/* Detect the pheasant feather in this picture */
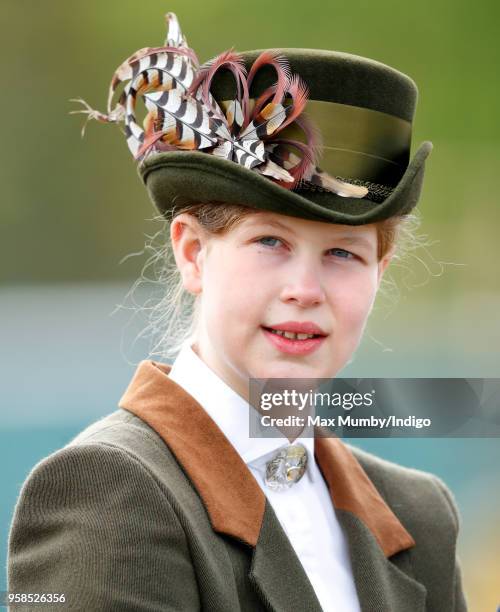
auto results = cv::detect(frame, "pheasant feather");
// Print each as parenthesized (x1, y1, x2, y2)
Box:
(70, 11, 369, 199)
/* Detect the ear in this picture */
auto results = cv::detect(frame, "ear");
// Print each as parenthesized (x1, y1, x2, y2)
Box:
(170, 213, 206, 295)
(376, 247, 395, 288)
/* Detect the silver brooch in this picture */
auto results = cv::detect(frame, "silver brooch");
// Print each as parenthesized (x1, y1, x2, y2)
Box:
(264, 444, 308, 491)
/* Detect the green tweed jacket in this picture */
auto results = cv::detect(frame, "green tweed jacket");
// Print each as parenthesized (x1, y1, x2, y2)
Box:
(8, 360, 468, 611)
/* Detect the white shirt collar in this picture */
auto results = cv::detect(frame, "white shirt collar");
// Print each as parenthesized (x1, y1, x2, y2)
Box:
(168, 341, 315, 469)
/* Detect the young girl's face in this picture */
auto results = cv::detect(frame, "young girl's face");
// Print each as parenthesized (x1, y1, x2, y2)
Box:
(172, 210, 392, 400)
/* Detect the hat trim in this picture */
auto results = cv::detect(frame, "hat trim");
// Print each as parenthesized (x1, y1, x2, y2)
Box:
(300, 176, 394, 203)
(220, 98, 412, 185)
(139, 140, 432, 225)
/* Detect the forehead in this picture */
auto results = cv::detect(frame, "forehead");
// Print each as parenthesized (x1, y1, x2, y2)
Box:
(236, 211, 377, 244)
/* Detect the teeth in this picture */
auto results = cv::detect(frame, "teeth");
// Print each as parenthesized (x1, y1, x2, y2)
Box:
(269, 329, 316, 340)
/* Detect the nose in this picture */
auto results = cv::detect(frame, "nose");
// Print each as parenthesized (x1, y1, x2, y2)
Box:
(279, 261, 326, 308)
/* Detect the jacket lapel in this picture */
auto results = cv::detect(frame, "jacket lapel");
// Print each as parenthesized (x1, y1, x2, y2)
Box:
(119, 360, 426, 611)
(119, 360, 321, 610)
(336, 509, 427, 611)
(315, 435, 427, 611)
(249, 501, 323, 611)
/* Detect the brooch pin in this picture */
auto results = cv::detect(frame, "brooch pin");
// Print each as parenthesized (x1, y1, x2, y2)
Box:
(264, 444, 308, 491)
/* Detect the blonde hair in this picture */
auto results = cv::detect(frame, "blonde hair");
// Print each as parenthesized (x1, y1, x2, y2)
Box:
(124, 200, 422, 362)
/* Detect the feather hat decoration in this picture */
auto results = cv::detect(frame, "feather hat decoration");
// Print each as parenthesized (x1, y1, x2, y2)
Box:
(71, 12, 368, 199)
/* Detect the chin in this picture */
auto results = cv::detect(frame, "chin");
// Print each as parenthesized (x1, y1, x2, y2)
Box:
(258, 362, 324, 380)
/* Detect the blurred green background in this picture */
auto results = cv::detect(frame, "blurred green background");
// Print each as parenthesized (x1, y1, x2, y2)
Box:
(1, 1, 499, 610)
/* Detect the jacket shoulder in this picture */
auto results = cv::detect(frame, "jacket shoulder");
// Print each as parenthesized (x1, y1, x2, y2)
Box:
(346, 445, 468, 610)
(8, 410, 200, 609)
(67, 408, 161, 451)
(348, 443, 460, 537)
(65, 408, 184, 484)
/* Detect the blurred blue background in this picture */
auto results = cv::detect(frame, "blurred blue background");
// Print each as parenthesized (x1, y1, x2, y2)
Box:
(1, 1, 499, 609)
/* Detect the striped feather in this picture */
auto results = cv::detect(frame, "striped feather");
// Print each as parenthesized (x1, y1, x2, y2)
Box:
(256, 115, 322, 188)
(243, 51, 291, 131)
(276, 74, 309, 132)
(125, 134, 141, 158)
(188, 50, 249, 124)
(143, 89, 219, 149)
(136, 130, 178, 160)
(272, 139, 314, 181)
(193, 87, 227, 123)
(107, 47, 197, 114)
(211, 140, 233, 160)
(255, 159, 294, 182)
(238, 102, 287, 140)
(164, 12, 191, 52)
(232, 138, 265, 168)
(213, 118, 232, 141)
(107, 52, 196, 119)
(157, 114, 215, 150)
(72, 10, 348, 198)
(252, 85, 278, 118)
(246, 51, 291, 100)
(225, 99, 244, 132)
(143, 106, 158, 136)
(118, 65, 200, 158)
(262, 138, 315, 190)
(234, 150, 255, 168)
(266, 143, 301, 170)
(301, 166, 369, 198)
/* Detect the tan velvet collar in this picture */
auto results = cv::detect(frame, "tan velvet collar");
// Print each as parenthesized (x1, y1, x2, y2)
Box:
(118, 359, 415, 557)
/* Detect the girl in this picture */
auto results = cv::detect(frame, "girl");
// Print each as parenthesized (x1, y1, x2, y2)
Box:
(8, 11, 467, 611)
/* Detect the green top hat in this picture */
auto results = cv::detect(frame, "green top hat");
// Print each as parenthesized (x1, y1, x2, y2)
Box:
(72, 12, 432, 225)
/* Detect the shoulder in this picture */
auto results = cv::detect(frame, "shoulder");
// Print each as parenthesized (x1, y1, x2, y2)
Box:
(67, 407, 167, 458)
(8, 410, 200, 608)
(67, 407, 182, 482)
(347, 443, 461, 538)
(11, 410, 173, 515)
(345, 445, 468, 610)
(11, 409, 189, 524)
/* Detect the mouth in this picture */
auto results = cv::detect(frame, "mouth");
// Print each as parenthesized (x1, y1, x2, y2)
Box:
(262, 327, 324, 340)
(261, 325, 328, 356)
(262, 320, 327, 337)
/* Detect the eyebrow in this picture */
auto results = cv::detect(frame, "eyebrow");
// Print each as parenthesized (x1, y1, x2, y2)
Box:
(333, 235, 374, 250)
(245, 218, 374, 250)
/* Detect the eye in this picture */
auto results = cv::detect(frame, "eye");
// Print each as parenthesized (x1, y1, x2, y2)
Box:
(328, 248, 355, 259)
(256, 236, 284, 248)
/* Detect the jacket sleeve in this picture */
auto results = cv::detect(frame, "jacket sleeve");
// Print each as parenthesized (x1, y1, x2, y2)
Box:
(7, 443, 200, 611)
(431, 475, 469, 612)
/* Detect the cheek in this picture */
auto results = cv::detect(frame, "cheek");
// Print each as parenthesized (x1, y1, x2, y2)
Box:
(202, 249, 263, 328)
(333, 270, 378, 332)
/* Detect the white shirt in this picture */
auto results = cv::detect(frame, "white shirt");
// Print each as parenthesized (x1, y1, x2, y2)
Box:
(169, 341, 361, 612)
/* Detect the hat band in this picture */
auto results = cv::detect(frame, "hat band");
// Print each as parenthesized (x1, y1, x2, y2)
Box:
(222, 98, 412, 187)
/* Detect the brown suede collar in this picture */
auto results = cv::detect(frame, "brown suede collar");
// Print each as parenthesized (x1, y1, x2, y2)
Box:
(118, 359, 415, 557)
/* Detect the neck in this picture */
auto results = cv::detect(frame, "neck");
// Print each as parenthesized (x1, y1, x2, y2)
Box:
(191, 338, 250, 402)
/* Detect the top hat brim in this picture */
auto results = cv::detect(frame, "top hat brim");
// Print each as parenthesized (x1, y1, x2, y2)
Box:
(138, 140, 432, 225)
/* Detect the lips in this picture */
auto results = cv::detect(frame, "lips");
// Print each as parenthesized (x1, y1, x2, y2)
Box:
(263, 321, 327, 336)
(261, 321, 328, 356)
